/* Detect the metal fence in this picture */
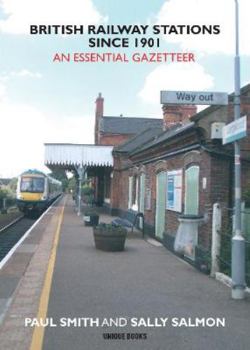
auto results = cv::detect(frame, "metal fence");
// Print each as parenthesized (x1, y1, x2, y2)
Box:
(218, 206, 250, 287)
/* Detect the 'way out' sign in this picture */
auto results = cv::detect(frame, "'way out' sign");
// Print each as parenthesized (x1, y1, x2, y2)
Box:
(160, 90, 228, 105)
(222, 116, 247, 145)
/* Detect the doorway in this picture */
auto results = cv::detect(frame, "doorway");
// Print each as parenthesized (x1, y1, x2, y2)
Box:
(155, 171, 167, 239)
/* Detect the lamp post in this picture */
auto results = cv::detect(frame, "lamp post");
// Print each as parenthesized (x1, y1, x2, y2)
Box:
(231, 0, 245, 300)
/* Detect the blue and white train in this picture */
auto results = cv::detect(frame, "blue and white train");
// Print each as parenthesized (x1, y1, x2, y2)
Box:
(16, 169, 62, 215)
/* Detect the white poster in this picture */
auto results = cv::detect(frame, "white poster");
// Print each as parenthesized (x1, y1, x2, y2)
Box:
(166, 170, 182, 212)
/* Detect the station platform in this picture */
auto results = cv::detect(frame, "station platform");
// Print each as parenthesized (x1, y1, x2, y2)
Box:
(0, 195, 249, 350)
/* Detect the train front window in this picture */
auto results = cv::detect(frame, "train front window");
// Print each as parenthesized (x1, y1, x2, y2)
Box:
(21, 177, 45, 193)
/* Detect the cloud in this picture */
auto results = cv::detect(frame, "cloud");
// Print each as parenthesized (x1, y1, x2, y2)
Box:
(138, 63, 214, 105)
(156, 0, 250, 55)
(0, 69, 42, 82)
(12, 69, 42, 78)
(0, 101, 47, 177)
(0, 0, 104, 34)
(0, 82, 6, 100)
(0, 80, 94, 177)
(43, 114, 94, 144)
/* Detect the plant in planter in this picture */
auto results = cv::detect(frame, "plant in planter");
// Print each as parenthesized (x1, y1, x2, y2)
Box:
(93, 223, 127, 252)
(83, 208, 99, 227)
(82, 186, 95, 206)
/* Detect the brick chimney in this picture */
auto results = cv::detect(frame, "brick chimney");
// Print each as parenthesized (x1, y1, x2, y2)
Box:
(95, 93, 104, 144)
(162, 104, 197, 130)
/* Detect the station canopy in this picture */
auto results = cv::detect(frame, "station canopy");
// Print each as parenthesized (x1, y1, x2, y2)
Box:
(44, 143, 113, 173)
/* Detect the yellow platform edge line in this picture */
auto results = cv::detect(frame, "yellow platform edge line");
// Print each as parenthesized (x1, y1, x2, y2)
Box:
(29, 198, 66, 350)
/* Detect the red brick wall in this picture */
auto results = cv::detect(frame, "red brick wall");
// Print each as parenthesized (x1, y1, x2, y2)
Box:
(111, 145, 233, 250)
(110, 88, 250, 250)
(163, 104, 197, 130)
(99, 134, 134, 146)
(95, 94, 104, 144)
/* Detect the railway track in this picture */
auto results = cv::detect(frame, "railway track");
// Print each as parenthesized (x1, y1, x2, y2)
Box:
(0, 216, 37, 262)
(0, 195, 63, 265)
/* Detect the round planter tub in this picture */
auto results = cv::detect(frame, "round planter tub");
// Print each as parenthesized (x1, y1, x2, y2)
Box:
(93, 229, 127, 252)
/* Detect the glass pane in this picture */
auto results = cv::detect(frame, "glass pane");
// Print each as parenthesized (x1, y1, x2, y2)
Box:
(139, 174, 145, 213)
(21, 177, 45, 193)
(185, 166, 199, 215)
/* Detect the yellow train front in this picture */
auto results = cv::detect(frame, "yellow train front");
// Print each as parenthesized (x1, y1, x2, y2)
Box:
(16, 170, 62, 215)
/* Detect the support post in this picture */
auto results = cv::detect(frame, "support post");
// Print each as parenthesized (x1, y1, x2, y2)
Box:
(211, 203, 221, 277)
(77, 166, 85, 216)
(231, 0, 245, 299)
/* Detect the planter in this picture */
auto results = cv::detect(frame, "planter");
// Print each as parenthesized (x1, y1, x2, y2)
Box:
(93, 224, 127, 252)
(84, 214, 99, 227)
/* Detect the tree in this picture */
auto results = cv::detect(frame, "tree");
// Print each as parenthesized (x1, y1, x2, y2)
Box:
(49, 170, 69, 192)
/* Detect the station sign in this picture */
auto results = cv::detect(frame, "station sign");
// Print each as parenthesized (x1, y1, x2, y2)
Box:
(160, 90, 228, 105)
(222, 115, 247, 145)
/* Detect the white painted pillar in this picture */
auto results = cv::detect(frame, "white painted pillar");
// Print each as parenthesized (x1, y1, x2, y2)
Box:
(211, 203, 222, 277)
(77, 166, 85, 216)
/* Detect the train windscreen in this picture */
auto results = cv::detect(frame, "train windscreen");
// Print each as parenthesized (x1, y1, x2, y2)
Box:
(20, 177, 45, 193)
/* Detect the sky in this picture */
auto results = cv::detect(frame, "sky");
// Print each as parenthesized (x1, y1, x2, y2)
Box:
(0, 0, 249, 177)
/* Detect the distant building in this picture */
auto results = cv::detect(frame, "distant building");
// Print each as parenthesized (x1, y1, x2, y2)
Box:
(94, 93, 163, 145)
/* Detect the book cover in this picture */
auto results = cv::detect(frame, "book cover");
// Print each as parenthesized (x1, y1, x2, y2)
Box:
(0, 1, 249, 350)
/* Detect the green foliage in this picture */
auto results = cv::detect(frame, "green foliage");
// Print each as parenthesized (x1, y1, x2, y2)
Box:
(95, 223, 127, 236)
(82, 186, 94, 195)
(49, 170, 69, 191)
(243, 188, 250, 207)
(0, 188, 8, 199)
(82, 185, 95, 205)
(68, 177, 76, 191)
(219, 219, 233, 278)
(8, 178, 18, 192)
(84, 207, 99, 216)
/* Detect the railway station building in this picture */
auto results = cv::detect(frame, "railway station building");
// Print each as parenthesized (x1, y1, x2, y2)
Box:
(45, 84, 250, 266)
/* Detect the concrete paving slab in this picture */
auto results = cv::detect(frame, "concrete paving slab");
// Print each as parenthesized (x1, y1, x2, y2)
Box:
(0, 298, 12, 325)
(0, 197, 249, 350)
(42, 200, 250, 350)
(0, 276, 19, 298)
(16, 244, 37, 254)
(0, 253, 34, 277)
(0, 198, 64, 350)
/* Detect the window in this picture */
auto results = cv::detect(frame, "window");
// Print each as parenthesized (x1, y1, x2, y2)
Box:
(128, 175, 139, 211)
(21, 177, 45, 193)
(128, 176, 133, 209)
(185, 166, 199, 215)
(139, 173, 146, 213)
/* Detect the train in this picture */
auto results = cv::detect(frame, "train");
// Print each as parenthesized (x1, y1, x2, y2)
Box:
(16, 169, 62, 215)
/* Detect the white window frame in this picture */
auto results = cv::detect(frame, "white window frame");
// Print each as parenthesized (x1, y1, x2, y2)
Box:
(128, 176, 133, 209)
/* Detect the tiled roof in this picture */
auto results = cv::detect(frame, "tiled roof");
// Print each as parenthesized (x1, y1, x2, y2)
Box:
(130, 122, 195, 155)
(114, 127, 163, 154)
(100, 116, 162, 135)
(191, 84, 250, 122)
